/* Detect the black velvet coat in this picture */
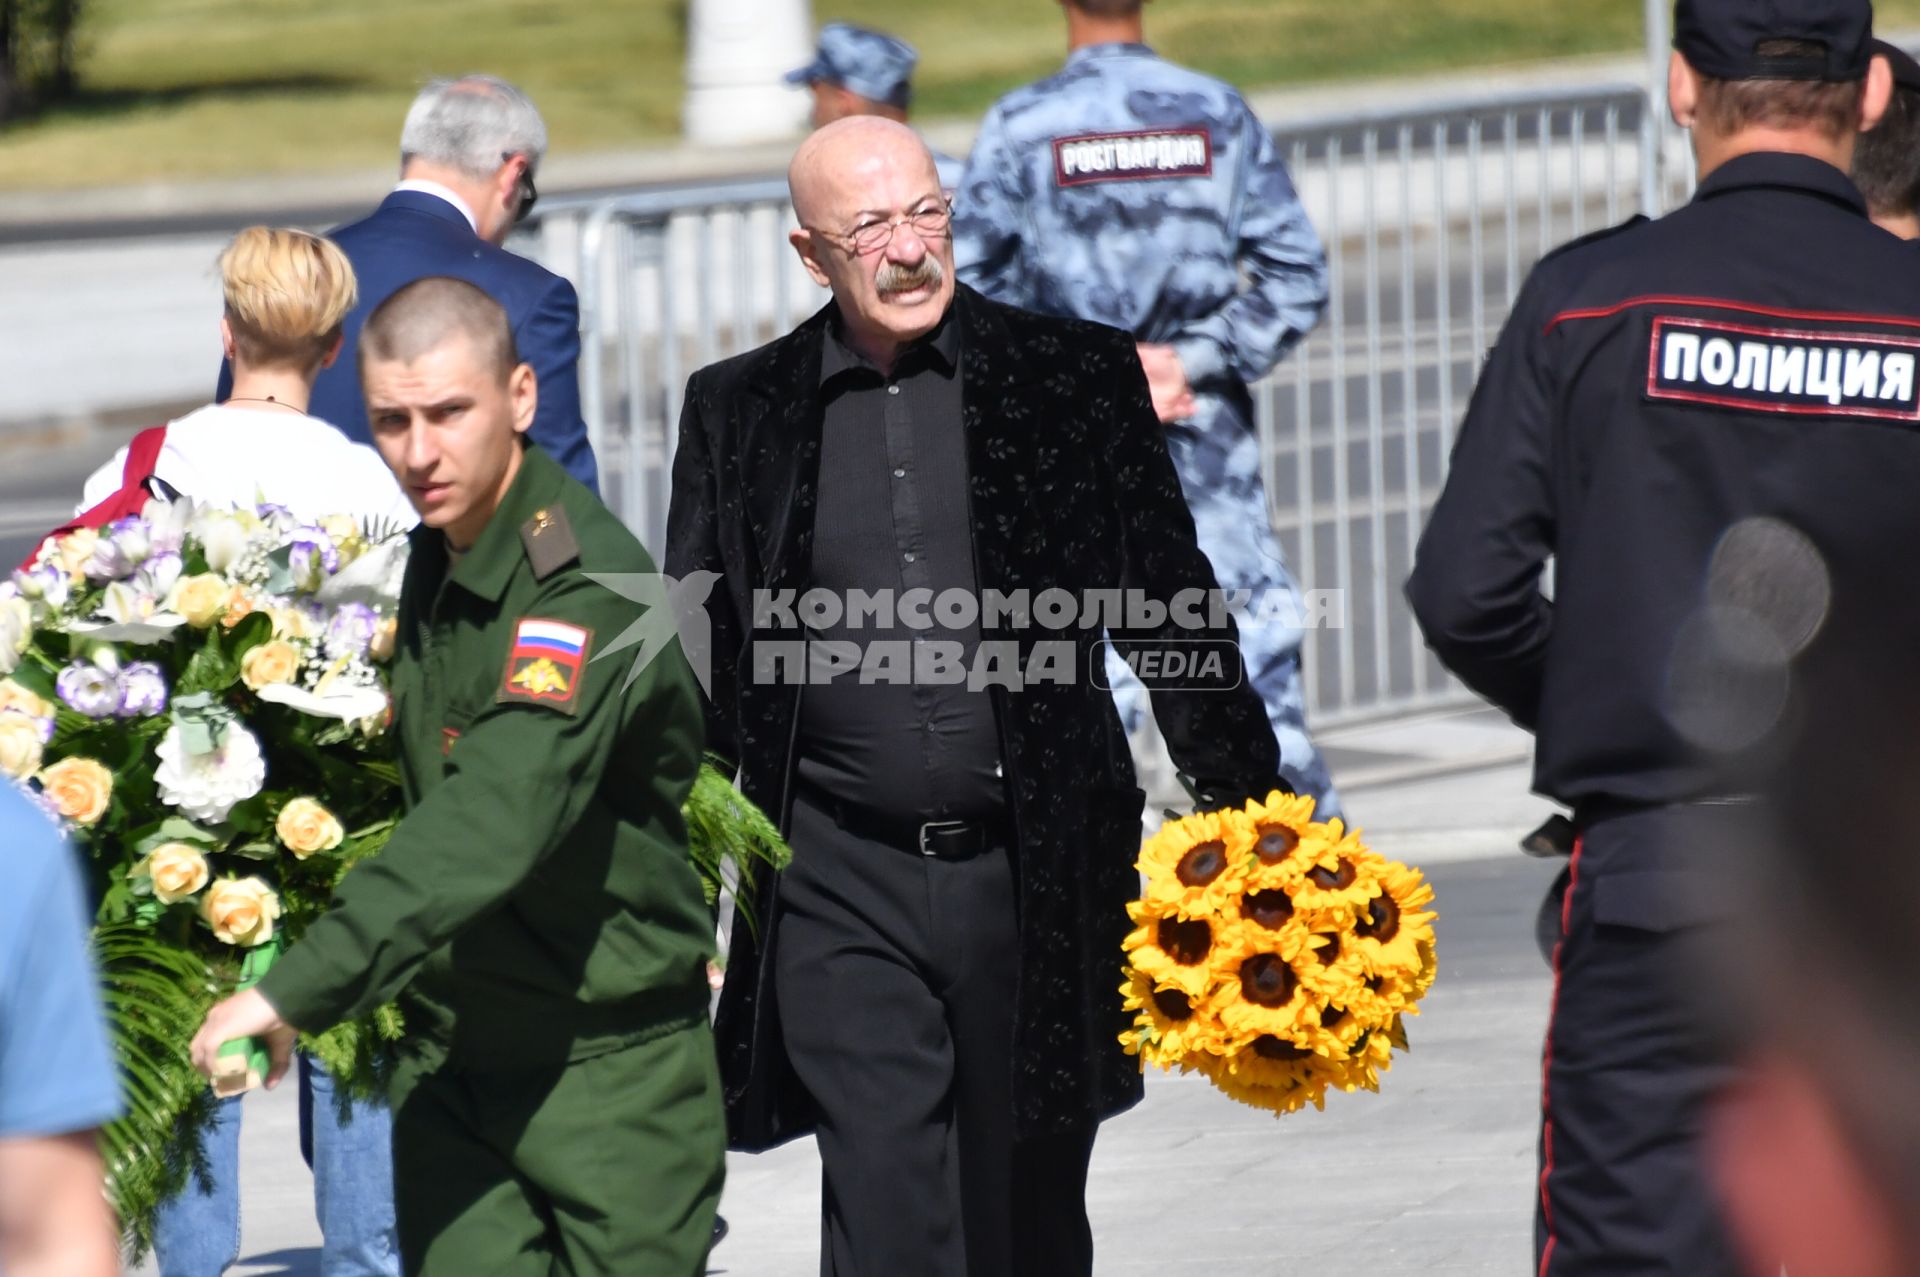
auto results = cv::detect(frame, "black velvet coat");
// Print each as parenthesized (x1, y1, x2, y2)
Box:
(664, 285, 1282, 1150)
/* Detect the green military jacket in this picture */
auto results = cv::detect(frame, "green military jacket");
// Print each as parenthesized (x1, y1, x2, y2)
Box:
(261, 445, 715, 1069)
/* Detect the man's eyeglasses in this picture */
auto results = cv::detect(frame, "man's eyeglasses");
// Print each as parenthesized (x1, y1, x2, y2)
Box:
(806, 200, 952, 256)
(505, 152, 539, 224)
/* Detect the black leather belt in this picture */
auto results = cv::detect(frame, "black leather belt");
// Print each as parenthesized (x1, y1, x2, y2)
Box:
(799, 785, 1007, 860)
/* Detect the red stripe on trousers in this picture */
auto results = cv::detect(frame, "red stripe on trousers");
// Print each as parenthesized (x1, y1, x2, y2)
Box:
(1537, 835, 1584, 1277)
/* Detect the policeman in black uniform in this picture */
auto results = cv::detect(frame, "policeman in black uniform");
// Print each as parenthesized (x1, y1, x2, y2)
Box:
(1407, 2, 1920, 1273)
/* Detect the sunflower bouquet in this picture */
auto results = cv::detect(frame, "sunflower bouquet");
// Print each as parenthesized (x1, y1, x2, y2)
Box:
(1120, 791, 1437, 1116)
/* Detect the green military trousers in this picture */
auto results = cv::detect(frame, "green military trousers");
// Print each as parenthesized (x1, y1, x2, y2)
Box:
(388, 1021, 726, 1276)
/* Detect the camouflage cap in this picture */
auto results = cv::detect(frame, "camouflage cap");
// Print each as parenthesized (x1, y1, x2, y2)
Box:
(785, 22, 919, 108)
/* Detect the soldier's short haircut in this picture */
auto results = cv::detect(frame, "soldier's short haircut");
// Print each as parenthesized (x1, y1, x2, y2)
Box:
(1695, 41, 1865, 140)
(1853, 86, 1920, 219)
(359, 277, 520, 385)
(1065, 0, 1144, 16)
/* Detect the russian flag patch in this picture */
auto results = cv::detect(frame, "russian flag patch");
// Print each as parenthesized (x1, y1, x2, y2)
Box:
(499, 617, 593, 713)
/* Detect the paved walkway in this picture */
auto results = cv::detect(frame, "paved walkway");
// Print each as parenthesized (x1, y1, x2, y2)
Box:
(134, 708, 1568, 1277)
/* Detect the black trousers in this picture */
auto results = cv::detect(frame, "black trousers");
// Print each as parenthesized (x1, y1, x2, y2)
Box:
(774, 794, 1097, 1277)
(1535, 812, 1741, 1277)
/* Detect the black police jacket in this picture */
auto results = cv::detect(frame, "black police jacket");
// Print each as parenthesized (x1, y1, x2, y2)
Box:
(1408, 151, 1920, 817)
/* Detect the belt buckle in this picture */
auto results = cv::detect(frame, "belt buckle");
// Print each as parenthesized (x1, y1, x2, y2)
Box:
(918, 819, 967, 857)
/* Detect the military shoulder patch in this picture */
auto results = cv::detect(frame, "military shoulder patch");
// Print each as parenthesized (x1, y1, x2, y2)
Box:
(1647, 314, 1920, 422)
(499, 617, 593, 714)
(520, 505, 581, 581)
(1052, 128, 1213, 187)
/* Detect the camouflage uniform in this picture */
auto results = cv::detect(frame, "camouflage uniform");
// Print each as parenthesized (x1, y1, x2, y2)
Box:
(952, 41, 1339, 813)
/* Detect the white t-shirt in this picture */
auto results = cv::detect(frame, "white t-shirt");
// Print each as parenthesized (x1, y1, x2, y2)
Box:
(79, 404, 417, 528)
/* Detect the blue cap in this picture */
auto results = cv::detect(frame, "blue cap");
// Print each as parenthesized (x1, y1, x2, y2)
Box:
(785, 23, 919, 108)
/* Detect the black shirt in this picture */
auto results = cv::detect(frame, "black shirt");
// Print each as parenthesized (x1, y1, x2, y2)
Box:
(1408, 152, 1920, 817)
(792, 308, 1006, 824)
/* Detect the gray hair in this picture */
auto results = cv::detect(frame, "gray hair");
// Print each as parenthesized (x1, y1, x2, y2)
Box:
(398, 75, 548, 180)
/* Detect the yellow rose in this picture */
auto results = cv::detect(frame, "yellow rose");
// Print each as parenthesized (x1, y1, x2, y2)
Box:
(37, 756, 112, 826)
(269, 608, 314, 641)
(200, 876, 281, 947)
(368, 616, 398, 663)
(172, 574, 232, 628)
(0, 711, 45, 781)
(0, 678, 52, 721)
(240, 641, 301, 691)
(55, 527, 99, 581)
(136, 842, 211, 904)
(275, 797, 345, 859)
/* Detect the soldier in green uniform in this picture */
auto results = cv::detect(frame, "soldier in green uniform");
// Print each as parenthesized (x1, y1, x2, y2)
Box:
(189, 276, 725, 1276)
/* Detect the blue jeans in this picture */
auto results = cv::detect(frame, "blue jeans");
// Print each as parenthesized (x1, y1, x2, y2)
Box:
(154, 1054, 399, 1277)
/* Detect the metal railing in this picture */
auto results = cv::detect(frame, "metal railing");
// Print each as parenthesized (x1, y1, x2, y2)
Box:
(538, 80, 1659, 726)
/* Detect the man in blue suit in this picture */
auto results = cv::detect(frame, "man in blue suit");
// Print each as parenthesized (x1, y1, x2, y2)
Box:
(222, 74, 598, 491)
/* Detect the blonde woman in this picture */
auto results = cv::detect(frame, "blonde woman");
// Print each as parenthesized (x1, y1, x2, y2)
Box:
(80, 226, 414, 527)
(82, 228, 407, 1277)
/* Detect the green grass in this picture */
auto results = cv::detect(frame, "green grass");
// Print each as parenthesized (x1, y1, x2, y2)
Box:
(5, 0, 1920, 190)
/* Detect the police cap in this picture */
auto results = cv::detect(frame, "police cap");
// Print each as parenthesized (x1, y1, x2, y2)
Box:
(785, 23, 919, 109)
(1674, 0, 1873, 82)
(1872, 37, 1920, 94)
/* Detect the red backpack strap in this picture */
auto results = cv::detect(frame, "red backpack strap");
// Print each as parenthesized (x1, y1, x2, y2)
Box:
(16, 425, 171, 573)
(121, 425, 169, 488)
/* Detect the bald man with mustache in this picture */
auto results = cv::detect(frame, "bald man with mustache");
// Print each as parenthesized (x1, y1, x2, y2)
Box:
(666, 118, 1286, 1277)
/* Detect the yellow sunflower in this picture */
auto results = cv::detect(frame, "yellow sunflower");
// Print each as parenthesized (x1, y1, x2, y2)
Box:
(1348, 860, 1438, 980)
(1336, 971, 1410, 1030)
(1326, 1025, 1400, 1094)
(1137, 809, 1254, 917)
(1119, 969, 1229, 1068)
(1352, 969, 1423, 1021)
(1216, 942, 1320, 1042)
(1194, 1044, 1328, 1116)
(1296, 998, 1371, 1058)
(1292, 929, 1373, 1005)
(1241, 790, 1317, 857)
(1122, 909, 1238, 1000)
(1224, 1031, 1375, 1107)
(1237, 790, 1322, 892)
(1225, 884, 1314, 953)
(1410, 938, 1438, 1000)
(1287, 827, 1385, 922)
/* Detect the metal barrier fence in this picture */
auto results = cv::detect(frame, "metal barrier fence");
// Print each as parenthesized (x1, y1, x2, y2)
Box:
(544, 80, 1658, 727)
